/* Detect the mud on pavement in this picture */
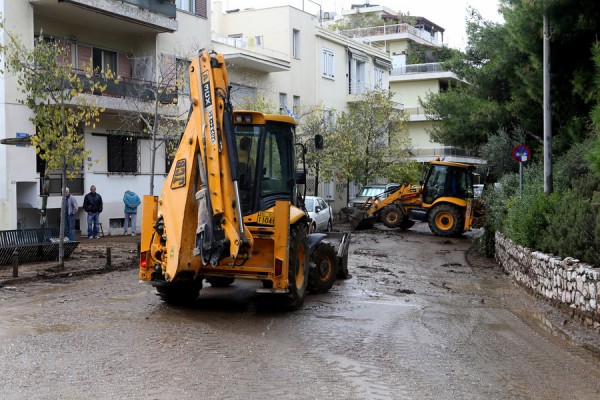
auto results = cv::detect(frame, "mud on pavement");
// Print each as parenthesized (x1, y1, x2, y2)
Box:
(0, 234, 138, 287)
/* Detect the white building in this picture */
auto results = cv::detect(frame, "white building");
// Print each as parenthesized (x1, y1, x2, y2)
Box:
(1, 0, 211, 233)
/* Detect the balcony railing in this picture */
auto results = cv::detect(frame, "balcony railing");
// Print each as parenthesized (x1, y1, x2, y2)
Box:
(413, 146, 478, 158)
(212, 33, 288, 60)
(340, 24, 442, 46)
(76, 72, 178, 104)
(121, 0, 176, 18)
(392, 62, 448, 75)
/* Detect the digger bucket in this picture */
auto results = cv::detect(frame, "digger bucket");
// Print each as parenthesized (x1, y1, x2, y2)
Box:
(348, 210, 375, 231)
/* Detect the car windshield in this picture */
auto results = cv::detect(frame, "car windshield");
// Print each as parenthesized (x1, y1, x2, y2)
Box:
(304, 198, 314, 212)
(357, 187, 386, 197)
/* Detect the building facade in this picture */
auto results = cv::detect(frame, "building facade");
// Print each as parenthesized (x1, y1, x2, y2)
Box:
(1, 0, 211, 232)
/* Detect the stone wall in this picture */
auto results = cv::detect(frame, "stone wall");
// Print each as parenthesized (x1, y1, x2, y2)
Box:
(495, 231, 600, 329)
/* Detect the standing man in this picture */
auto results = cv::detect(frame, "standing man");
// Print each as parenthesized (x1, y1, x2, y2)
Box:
(83, 185, 103, 239)
(63, 187, 78, 241)
(123, 190, 141, 236)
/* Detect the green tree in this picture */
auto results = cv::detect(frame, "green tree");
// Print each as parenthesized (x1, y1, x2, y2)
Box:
(296, 105, 335, 196)
(587, 41, 600, 175)
(328, 13, 387, 31)
(423, 1, 600, 156)
(115, 54, 189, 195)
(321, 89, 412, 197)
(3, 30, 113, 268)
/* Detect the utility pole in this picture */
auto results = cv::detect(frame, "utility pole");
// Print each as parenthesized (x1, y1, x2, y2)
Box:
(543, 9, 553, 194)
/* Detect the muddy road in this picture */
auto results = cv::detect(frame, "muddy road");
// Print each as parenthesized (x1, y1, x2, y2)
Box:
(1, 223, 600, 399)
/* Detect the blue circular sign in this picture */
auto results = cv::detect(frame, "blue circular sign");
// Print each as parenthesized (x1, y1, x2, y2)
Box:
(512, 144, 530, 163)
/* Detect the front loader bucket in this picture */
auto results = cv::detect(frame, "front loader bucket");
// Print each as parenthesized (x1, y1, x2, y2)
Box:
(349, 210, 374, 231)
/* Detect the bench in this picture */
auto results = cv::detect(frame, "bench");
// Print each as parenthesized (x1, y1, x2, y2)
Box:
(0, 228, 80, 265)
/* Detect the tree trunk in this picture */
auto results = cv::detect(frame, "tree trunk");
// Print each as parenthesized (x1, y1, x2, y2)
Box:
(58, 168, 66, 269)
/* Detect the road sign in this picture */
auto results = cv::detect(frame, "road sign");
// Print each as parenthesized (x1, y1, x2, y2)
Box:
(512, 144, 530, 163)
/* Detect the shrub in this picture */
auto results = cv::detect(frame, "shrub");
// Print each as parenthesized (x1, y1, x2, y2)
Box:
(539, 190, 600, 265)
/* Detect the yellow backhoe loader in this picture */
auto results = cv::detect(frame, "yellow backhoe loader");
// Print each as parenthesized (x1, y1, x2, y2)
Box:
(139, 50, 350, 308)
(349, 161, 481, 237)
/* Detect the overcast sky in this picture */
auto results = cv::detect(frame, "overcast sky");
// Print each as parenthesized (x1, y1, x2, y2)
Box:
(217, 0, 504, 49)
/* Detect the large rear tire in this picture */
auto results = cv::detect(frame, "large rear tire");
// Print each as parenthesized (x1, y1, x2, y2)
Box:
(155, 280, 202, 304)
(308, 241, 338, 294)
(381, 205, 402, 228)
(428, 204, 464, 237)
(206, 277, 235, 287)
(284, 224, 309, 309)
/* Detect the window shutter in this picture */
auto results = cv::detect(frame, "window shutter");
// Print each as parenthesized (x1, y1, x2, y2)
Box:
(195, 0, 207, 17)
(77, 45, 91, 70)
(118, 53, 132, 78)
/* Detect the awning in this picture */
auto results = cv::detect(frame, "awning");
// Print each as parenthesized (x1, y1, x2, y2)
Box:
(348, 48, 369, 63)
(374, 56, 393, 70)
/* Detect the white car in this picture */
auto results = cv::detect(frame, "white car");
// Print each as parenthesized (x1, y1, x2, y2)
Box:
(304, 196, 333, 232)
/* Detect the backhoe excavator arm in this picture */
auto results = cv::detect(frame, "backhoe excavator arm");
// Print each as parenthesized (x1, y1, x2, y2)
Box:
(146, 50, 253, 282)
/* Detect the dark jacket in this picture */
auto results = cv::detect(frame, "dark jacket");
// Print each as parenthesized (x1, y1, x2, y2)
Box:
(83, 192, 103, 213)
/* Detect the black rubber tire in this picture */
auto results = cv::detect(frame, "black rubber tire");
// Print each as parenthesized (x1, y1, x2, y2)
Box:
(398, 219, 416, 230)
(284, 224, 309, 309)
(308, 241, 338, 294)
(381, 205, 402, 228)
(206, 277, 235, 287)
(428, 204, 464, 237)
(155, 280, 202, 304)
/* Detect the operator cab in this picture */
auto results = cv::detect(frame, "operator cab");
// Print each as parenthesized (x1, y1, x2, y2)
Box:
(421, 161, 475, 204)
(233, 111, 298, 215)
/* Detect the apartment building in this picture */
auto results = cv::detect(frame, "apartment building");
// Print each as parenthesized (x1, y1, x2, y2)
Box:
(0, 0, 211, 232)
(211, 2, 393, 210)
(339, 4, 483, 165)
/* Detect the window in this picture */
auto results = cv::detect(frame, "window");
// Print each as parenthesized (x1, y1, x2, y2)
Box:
(322, 48, 334, 79)
(176, 58, 191, 95)
(349, 58, 367, 94)
(293, 96, 300, 117)
(165, 138, 180, 173)
(374, 67, 385, 89)
(292, 29, 300, 59)
(93, 48, 117, 73)
(176, 0, 194, 12)
(108, 135, 138, 173)
(279, 93, 288, 113)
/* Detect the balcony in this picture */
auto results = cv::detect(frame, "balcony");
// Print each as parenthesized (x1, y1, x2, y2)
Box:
(212, 33, 290, 73)
(31, 0, 177, 34)
(390, 62, 461, 84)
(340, 23, 443, 47)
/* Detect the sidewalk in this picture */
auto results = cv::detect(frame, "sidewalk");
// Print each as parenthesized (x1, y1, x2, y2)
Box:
(0, 233, 140, 287)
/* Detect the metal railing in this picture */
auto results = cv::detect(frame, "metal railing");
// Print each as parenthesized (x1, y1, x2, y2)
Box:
(413, 147, 478, 158)
(391, 62, 447, 75)
(73, 71, 178, 104)
(340, 23, 442, 46)
(121, 0, 176, 18)
(212, 33, 288, 60)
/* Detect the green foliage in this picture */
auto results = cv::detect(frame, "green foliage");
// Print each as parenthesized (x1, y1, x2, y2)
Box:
(539, 191, 600, 265)
(503, 190, 558, 249)
(423, 1, 600, 155)
(321, 89, 412, 186)
(423, 85, 508, 149)
(234, 93, 277, 114)
(328, 13, 387, 31)
(407, 42, 458, 65)
(587, 41, 600, 175)
(296, 105, 334, 178)
(478, 127, 525, 178)
(4, 33, 111, 177)
(479, 147, 600, 265)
